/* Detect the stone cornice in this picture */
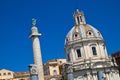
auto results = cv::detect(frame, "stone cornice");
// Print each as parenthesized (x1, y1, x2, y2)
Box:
(65, 37, 104, 47)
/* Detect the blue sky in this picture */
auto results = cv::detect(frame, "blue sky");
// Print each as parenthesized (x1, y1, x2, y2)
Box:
(0, 0, 120, 72)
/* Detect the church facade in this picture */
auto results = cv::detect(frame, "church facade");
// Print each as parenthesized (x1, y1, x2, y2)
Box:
(63, 9, 120, 80)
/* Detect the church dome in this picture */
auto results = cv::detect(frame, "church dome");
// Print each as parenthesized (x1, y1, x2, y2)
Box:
(65, 9, 103, 46)
(63, 9, 119, 80)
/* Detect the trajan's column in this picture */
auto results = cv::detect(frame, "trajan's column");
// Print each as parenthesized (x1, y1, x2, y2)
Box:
(29, 18, 44, 80)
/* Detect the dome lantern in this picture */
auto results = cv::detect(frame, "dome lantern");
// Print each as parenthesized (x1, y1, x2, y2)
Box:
(73, 9, 86, 25)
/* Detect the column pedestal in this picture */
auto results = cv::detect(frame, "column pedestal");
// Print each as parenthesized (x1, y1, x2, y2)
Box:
(66, 64, 74, 80)
(29, 64, 38, 80)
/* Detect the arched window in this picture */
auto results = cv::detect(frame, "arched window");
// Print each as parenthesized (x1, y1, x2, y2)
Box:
(75, 33, 78, 37)
(88, 32, 92, 35)
(76, 49, 81, 57)
(77, 16, 82, 25)
(8, 72, 11, 75)
(60, 61, 62, 64)
(3, 73, 6, 76)
(73, 32, 79, 38)
(53, 70, 57, 75)
(92, 47, 97, 55)
(77, 16, 80, 25)
(80, 16, 82, 22)
(67, 53, 70, 61)
(87, 31, 93, 37)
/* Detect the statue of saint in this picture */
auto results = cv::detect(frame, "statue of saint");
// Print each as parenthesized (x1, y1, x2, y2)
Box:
(32, 18, 36, 26)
